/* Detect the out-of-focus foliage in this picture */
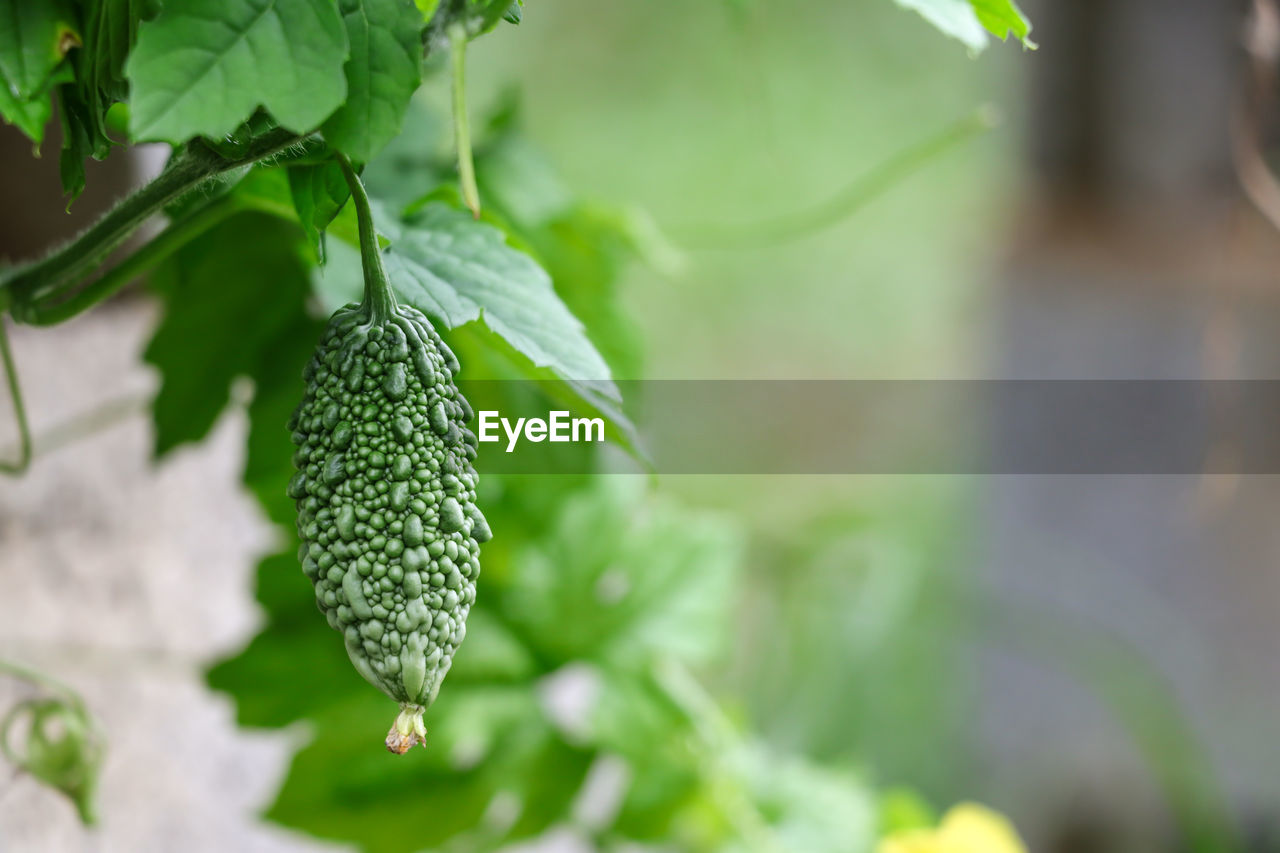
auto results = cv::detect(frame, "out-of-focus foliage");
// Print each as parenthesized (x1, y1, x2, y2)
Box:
(876, 803, 1028, 853)
(0, 0, 1045, 847)
(184, 100, 892, 849)
(892, 0, 1033, 52)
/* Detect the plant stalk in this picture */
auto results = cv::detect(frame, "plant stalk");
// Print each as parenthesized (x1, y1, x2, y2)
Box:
(336, 153, 396, 323)
(1, 128, 305, 320)
(449, 23, 481, 218)
(0, 320, 31, 476)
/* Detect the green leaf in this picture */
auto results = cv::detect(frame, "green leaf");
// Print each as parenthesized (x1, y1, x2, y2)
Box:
(379, 200, 617, 389)
(465, 0, 516, 35)
(144, 212, 313, 456)
(474, 131, 575, 228)
(892, 0, 987, 51)
(732, 744, 877, 852)
(970, 0, 1034, 46)
(287, 160, 350, 262)
(413, 0, 441, 23)
(0, 0, 80, 100)
(0, 83, 51, 144)
(508, 479, 742, 668)
(125, 0, 348, 143)
(321, 0, 423, 163)
(892, 0, 1033, 51)
(73, 0, 152, 149)
(318, 194, 620, 393)
(263, 687, 589, 853)
(57, 87, 96, 202)
(207, 551, 361, 728)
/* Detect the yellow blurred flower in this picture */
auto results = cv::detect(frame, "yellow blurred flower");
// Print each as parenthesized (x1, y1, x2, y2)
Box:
(877, 803, 1028, 853)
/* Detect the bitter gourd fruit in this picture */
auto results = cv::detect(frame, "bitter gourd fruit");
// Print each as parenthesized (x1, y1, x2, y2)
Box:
(286, 157, 490, 753)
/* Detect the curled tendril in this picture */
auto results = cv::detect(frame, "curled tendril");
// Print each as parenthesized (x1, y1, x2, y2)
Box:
(1, 693, 104, 824)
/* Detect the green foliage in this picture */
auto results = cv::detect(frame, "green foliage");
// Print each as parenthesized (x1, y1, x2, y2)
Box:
(125, 0, 349, 142)
(377, 200, 616, 388)
(0, 0, 79, 144)
(144, 209, 318, 457)
(288, 159, 351, 262)
(322, 0, 424, 163)
(893, 0, 1033, 51)
(0, 0, 1045, 848)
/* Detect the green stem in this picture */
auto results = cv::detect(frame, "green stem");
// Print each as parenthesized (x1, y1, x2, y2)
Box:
(1, 128, 305, 320)
(336, 153, 396, 323)
(0, 320, 31, 476)
(673, 106, 1000, 249)
(26, 194, 247, 326)
(449, 23, 481, 218)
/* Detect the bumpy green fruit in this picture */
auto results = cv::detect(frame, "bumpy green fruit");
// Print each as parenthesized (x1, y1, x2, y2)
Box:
(287, 300, 491, 753)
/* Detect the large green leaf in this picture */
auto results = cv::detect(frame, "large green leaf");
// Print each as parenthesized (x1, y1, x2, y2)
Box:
(380, 201, 617, 388)
(321, 0, 423, 163)
(506, 479, 742, 668)
(125, 0, 348, 142)
(72, 0, 153, 151)
(0, 0, 78, 145)
(144, 212, 315, 456)
(316, 198, 619, 394)
(264, 688, 591, 853)
(0, 0, 79, 99)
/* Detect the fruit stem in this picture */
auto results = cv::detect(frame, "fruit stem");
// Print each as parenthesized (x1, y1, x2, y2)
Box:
(449, 23, 481, 218)
(335, 153, 396, 325)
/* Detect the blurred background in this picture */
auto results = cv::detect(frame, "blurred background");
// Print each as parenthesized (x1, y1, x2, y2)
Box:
(3, 0, 1279, 851)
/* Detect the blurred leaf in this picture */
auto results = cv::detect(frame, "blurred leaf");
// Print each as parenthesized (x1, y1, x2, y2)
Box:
(891, 0, 987, 51)
(322, 0, 423, 163)
(878, 788, 938, 835)
(0, 83, 52, 144)
(125, 0, 348, 142)
(729, 745, 876, 853)
(969, 0, 1034, 46)
(0, 0, 79, 100)
(359, 97, 449, 210)
(892, 0, 1033, 51)
(475, 132, 574, 228)
(507, 478, 742, 668)
(466, 0, 518, 35)
(264, 686, 590, 853)
(144, 211, 312, 457)
(414, 0, 442, 24)
(207, 550, 362, 729)
(521, 206, 653, 379)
